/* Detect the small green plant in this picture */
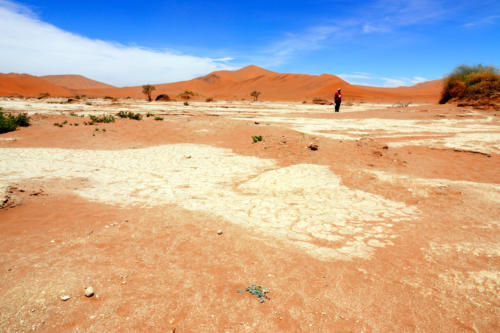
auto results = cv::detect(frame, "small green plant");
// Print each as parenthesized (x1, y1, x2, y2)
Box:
(95, 128, 99, 131)
(116, 111, 142, 120)
(146, 112, 154, 117)
(237, 284, 270, 303)
(62, 120, 68, 125)
(86, 102, 92, 106)
(70, 112, 80, 117)
(74, 123, 79, 126)
(102, 128, 106, 132)
(89, 114, 115, 123)
(252, 135, 262, 143)
(154, 116, 163, 121)
(184, 101, 189, 106)
(205, 97, 214, 102)
(0, 111, 30, 133)
(53, 122, 63, 128)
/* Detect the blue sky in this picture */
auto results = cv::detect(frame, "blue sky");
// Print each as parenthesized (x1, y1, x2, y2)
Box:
(0, 0, 499, 86)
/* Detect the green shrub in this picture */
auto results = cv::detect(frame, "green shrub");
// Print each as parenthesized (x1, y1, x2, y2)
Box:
(89, 114, 115, 123)
(0, 111, 30, 133)
(184, 101, 189, 106)
(177, 90, 197, 100)
(116, 111, 142, 120)
(252, 135, 262, 143)
(154, 116, 163, 121)
(146, 112, 154, 117)
(15, 113, 30, 127)
(237, 284, 269, 303)
(440, 64, 500, 104)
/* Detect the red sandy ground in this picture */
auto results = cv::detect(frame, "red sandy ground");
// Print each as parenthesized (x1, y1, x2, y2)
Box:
(0, 104, 499, 332)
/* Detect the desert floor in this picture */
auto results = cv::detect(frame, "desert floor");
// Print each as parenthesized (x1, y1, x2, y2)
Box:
(1, 98, 499, 332)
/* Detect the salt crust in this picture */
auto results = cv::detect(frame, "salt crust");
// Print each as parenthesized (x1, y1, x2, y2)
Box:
(0, 144, 418, 260)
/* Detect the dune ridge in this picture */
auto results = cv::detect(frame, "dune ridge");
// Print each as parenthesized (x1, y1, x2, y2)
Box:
(1, 65, 442, 102)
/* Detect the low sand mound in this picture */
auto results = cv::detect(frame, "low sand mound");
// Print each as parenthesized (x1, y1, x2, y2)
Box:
(0, 144, 419, 260)
(41, 74, 115, 90)
(0, 73, 74, 97)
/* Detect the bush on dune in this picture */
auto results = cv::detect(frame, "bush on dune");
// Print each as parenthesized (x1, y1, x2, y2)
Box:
(440, 64, 500, 106)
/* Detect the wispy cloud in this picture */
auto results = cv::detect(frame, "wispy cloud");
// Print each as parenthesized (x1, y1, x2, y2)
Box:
(262, 25, 341, 66)
(261, 1, 453, 65)
(463, 15, 500, 28)
(339, 72, 428, 87)
(0, 1, 235, 86)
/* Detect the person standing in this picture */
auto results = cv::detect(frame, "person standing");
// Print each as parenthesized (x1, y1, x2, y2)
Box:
(334, 88, 342, 112)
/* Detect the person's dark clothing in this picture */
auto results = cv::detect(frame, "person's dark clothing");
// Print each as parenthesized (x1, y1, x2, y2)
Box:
(334, 91, 342, 112)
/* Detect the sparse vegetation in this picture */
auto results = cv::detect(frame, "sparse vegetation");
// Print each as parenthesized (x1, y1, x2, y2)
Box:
(86, 102, 92, 106)
(391, 102, 410, 108)
(237, 284, 270, 303)
(440, 64, 500, 106)
(146, 112, 154, 117)
(250, 90, 261, 101)
(142, 84, 156, 102)
(116, 111, 142, 120)
(155, 94, 170, 101)
(177, 90, 198, 100)
(205, 97, 214, 102)
(184, 101, 189, 106)
(312, 97, 330, 105)
(154, 116, 163, 121)
(0, 109, 30, 133)
(89, 114, 115, 123)
(252, 135, 263, 143)
(53, 122, 63, 128)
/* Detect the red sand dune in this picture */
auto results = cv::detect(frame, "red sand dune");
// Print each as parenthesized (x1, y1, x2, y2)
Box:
(41, 74, 115, 90)
(1, 65, 443, 102)
(76, 65, 442, 102)
(0, 73, 74, 97)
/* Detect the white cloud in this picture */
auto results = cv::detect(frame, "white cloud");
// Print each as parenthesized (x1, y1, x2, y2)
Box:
(340, 72, 428, 87)
(362, 24, 389, 33)
(0, 1, 235, 86)
(338, 72, 373, 80)
(463, 15, 500, 28)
